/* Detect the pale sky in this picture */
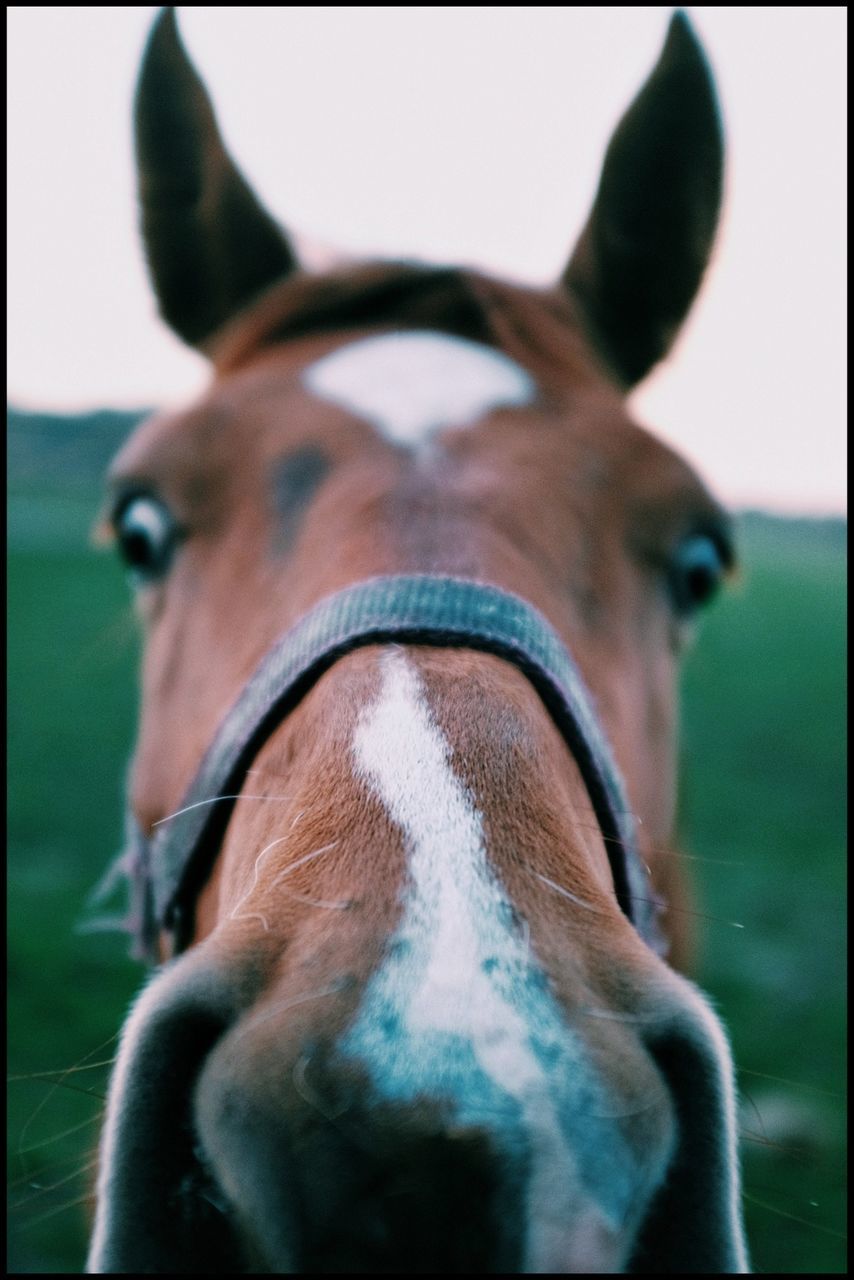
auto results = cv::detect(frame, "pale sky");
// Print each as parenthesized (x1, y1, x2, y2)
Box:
(7, 6, 847, 514)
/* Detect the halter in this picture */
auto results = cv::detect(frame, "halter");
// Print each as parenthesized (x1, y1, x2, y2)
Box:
(103, 575, 665, 960)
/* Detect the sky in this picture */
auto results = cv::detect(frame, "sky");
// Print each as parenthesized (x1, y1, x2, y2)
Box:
(7, 6, 847, 515)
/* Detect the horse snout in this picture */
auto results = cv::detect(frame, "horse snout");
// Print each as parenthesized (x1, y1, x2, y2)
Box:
(91, 947, 746, 1274)
(192, 1008, 658, 1275)
(193, 1034, 520, 1272)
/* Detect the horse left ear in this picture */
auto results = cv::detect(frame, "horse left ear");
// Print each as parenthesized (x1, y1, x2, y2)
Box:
(562, 11, 724, 390)
(134, 7, 299, 351)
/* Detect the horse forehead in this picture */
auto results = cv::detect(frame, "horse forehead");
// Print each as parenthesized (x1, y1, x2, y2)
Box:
(301, 329, 536, 445)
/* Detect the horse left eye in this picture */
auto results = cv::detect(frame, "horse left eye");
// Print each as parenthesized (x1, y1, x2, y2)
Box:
(668, 533, 727, 614)
(113, 494, 179, 581)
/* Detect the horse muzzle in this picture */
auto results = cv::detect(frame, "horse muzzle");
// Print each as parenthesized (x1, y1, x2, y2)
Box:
(89, 939, 714, 1275)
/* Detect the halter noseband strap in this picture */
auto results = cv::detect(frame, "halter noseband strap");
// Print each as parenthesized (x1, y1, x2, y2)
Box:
(111, 575, 665, 959)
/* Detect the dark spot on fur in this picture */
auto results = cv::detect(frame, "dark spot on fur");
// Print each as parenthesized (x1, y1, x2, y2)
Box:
(271, 445, 330, 553)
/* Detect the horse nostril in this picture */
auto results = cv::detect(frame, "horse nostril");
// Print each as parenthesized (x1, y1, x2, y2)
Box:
(629, 985, 748, 1274)
(87, 955, 248, 1274)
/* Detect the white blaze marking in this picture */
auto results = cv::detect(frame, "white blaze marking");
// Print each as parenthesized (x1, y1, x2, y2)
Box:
(302, 329, 535, 445)
(346, 649, 632, 1269)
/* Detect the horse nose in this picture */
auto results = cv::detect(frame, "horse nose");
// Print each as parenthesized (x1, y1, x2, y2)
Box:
(193, 1011, 642, 1275)
(195, 1037, 526, 1272)
(91, 942, 746, 1275)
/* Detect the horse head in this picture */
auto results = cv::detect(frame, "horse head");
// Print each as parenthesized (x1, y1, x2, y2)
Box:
(89, 9, 747, 1272)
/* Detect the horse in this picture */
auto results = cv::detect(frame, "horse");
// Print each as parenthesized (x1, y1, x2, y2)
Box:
(87, 7, 748, 1273)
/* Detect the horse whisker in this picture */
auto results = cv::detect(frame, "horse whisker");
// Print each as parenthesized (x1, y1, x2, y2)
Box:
(239, 979, 348, 1036)
(738, 1085, 770, 1142)
(737, 1067, 845, 1098)
(629, 894, 746, 931)
(10, 1157, 99, 1209)
(7, 1132, 103, 1187)
(280, 890, 352, 910)
(16, 1033, 119, 1156)
(228, 835, 291, 920)
(739, 1130, 803, 1156)
(562, 816, 745, 866)
(227, 838, 341, 928)
(741, 1191, 847, 1240)
(15, 1191, 95, 1230)
(8, 1058, 116, 1082)
(528, 869, 605, 914)
(269, 841, 340, 886)
(153, 793, 294, 826)
(230, 911, 271, 933)
(15, 1079, 107, 1102)
(293, 1054, 350, 1121)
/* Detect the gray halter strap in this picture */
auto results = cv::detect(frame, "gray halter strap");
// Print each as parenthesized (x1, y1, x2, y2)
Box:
(113, 575, 665, 959)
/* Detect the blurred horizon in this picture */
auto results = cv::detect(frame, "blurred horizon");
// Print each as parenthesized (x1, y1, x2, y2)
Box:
(6, 399, 850, 519)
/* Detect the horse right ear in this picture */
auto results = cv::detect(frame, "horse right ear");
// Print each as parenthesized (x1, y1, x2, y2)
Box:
(134, 7, 298, 351)
(562, 11, 724, 391)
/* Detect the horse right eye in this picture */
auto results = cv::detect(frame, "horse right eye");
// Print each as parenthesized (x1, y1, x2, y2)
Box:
(667, 531, 729, 616)
(113, 494, 180, 582)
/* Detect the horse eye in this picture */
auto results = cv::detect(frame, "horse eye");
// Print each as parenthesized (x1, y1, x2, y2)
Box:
(113, 495, 179, 581)
(668, 533, 727, 614)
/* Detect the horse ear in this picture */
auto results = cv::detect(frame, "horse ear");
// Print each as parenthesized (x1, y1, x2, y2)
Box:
(135, 7, 298, 351)
(562, 11, 723, 390)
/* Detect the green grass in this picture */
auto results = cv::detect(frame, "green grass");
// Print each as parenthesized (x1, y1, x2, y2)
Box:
(679, 515, 846, 1273)
(7, 497, 846, 1273)
(8, 503, 142, 1273)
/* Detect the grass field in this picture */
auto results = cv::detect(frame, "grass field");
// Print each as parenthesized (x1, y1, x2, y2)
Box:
(7, 449, 846, 1272)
